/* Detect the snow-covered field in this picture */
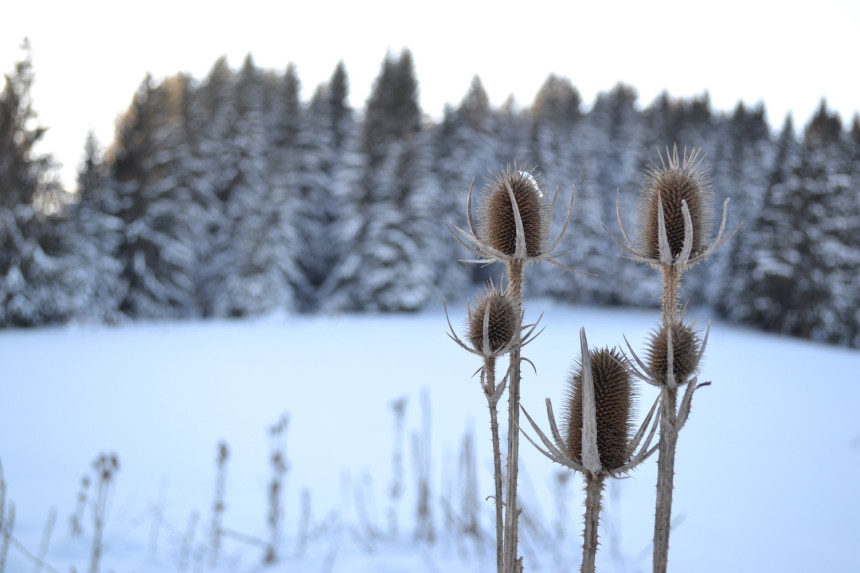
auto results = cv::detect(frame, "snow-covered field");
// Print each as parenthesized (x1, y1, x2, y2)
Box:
(1, 302, 859, 572)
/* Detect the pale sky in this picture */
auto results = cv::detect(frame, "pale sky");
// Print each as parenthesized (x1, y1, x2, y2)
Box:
(3, 0, 859, 188)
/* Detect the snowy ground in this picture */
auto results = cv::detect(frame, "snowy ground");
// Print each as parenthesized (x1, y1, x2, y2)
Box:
(1, 302, 859, 572)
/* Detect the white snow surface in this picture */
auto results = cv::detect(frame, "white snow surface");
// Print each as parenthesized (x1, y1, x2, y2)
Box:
(1, 302, 859, 572)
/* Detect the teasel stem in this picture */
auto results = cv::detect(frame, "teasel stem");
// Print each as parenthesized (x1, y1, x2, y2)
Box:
(653, 388, 677, 573)
(503, 259, 525, 573)
(660, 265, 681, 327)
(581, 473, 606, 573)
(654, 263, 681, 573)
(482, 356, 504, 573)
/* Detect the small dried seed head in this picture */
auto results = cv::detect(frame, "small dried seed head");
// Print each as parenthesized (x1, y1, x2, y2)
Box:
(646, 321, 702, 385)
(638, 146, 713, 261)
(479, 166, 549, 258)
(466, 286, 518, 355)
(563, 347, 635, 472)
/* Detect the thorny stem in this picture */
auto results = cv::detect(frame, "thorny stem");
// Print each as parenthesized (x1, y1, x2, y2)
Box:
(653, 388, 677, 573)
(581, 473, 606, 573)
(503, 259, 525, 573)
(661, 265, 681, 327)
(483, 357, 504, 573)
(654, 263, 681, 573)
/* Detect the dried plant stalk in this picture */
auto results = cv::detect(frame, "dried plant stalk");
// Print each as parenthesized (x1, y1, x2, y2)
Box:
(447, 165, 573, 572)
(580, 475, 605, 573)
(608, 145, 734, 573)
(502, 259, 525, 573)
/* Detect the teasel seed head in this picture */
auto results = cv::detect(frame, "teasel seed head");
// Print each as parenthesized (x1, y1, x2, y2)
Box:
(638, 146, 713, 263)
(479, 165, 550, 259)
(646, 321, 703, 386)
(563, 347, 635, 472)
(466, 284, 518, 356)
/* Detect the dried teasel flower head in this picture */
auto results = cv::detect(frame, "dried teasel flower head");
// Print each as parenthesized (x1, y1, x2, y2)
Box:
(638, 146, 713, 263)
(519, 329, 661, 479)
(466, 283, 519, 357)
(563, 347, 635, 472)
(448, 164, 577, 268)
(443, 286, 542, 361)
(644, 321, 704, 387)
(605, 145, 737, 270)
(479, 166, 550, 259)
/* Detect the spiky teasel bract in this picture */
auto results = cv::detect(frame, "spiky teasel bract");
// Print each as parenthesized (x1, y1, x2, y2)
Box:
(563, 347, 635, 472)
(606, 145, 737, 270)
(448, 164, 576, 267)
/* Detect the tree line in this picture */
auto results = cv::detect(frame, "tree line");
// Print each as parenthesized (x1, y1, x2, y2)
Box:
(1, 45, 857, 347)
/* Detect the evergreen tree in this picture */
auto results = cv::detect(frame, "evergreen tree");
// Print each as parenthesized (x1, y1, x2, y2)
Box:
(65, 132, 124, 322)
(110, 74, 204, 319)
(210, 55, 299, 317)
(718, 115, 799, 326)
(0, 40, 47, 210)
(801, 103, 859, 345)
(188, 56, 239, 316)
(322, 50, 432, 311)
(725, 105, 857, 343)
(706, 102, 775, 307)
(292, 64, 355, 311)
(0, 40, 75, 326)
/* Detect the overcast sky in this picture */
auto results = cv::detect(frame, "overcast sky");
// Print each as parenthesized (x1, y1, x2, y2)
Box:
(3, 0, 859, 187)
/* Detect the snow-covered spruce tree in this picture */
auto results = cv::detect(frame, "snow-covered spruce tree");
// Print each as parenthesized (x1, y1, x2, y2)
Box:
(0, 40, 79, 326)
(717, 115, 800, 335)
(188, 56, 241, 317)
(110, 73, 208, 319)
(292, 61, 357, 312)
(279, 63, 354, 312)
(64, 132, 125, 323)
(727, 103, 858, 346)
(709, 102, 775, 309)
(448, 166, 575, 572)
(796, 103, 859, 346)
(322, 49, 436, 312)
(209, 55, 300, 317)
(607, 146, 736, 573)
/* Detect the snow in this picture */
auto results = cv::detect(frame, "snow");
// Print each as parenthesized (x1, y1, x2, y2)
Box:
(1, 303, 859, 572)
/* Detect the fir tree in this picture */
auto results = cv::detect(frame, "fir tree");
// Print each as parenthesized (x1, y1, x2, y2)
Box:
(292, 65, 354, 311)
(322, 49, 432, 311)
(110, 74, 204, 319)
(0, 40, 74, 326)
(65, 132, 124, 322)
(211, 55, 299, 317)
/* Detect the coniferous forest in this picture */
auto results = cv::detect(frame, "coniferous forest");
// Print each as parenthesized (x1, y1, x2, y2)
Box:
(1, 47, 858, 347)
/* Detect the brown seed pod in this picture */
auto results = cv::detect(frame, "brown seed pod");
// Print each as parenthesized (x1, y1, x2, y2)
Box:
(638, 147, 713, 261)
(563, 347, 635, 472)
(646, 321, 702, 386)
(479, 166, 549, 258)
(466, 286, 518, 355)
